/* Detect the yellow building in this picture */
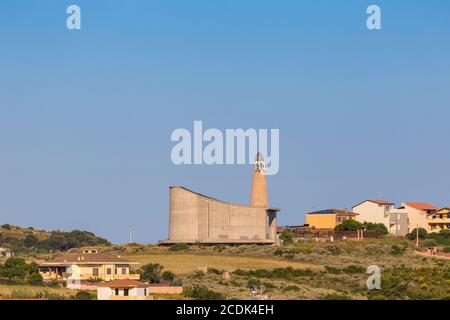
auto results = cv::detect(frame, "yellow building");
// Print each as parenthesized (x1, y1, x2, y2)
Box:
(39, 250, 140, 290)
(305, 209, 358, 230)
(427, 207, 450, 232)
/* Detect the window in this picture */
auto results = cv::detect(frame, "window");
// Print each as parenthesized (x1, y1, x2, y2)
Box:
(440, 214, 444, 219)
(122, 267, 127, 275)
(115, 268, 118, 274)
(107, 268, 112, 275)
(447, 224, 450, 229)
(115, 288, 119, 296)
(92, 268, 99, 276)
(447, 214, 450, 219)
(124, 289, 129, 296)
(144, 289, 147, 296)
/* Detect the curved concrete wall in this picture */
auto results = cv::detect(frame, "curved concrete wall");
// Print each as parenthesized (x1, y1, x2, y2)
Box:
(168, 186, 276, 243)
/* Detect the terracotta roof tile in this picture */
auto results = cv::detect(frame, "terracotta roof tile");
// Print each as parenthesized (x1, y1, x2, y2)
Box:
(404, 202, 438, 211)
(98, 279, 148, 288)
(41, 253, 138, 265)
(353, 200, 395, 208)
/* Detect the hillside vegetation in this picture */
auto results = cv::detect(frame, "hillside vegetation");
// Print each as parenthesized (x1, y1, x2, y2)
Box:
(93, 238, 450, 300)
(0, 224, 110, 254)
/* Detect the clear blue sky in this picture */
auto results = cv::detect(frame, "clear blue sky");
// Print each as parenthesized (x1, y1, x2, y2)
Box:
(1, 1, 449, 243)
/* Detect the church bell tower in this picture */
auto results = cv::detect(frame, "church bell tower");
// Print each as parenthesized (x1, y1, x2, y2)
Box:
(250, 152, 269, 207)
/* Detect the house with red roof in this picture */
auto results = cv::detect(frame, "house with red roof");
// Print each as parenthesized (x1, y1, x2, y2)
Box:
(398, 202, 438, 233)
(97, 279, 153, 300)
(39, 249, 140, 290)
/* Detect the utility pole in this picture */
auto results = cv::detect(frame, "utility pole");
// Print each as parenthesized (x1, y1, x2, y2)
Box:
(416, 224, 419, 247)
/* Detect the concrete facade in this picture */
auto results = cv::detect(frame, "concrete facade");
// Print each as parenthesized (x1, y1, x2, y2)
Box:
(399, 202, 438, 233)
(97, 280, 152, 300)
(162, 153, 279, 244)
(352, 200, 408, 236)
(305, 209, 358, 230)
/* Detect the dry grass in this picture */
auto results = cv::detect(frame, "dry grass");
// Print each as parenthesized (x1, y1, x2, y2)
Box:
(0, 284, 73, 299)
(126, 254, 318, 275)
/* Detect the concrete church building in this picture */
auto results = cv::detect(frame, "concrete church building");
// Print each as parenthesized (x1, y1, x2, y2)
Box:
(161, 153, 280, 244)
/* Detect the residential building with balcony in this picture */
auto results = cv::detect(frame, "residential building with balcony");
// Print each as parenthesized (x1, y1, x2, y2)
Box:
(352, 200, 408, 236)
(39, 250, 140, 290)
(427, 207, 450, 232)
(398, 202, 438, 233)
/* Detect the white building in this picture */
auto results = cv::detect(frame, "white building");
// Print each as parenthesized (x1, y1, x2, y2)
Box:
(352, 200, 408, 236)
(398, 202, 438, 233)
(97, 279, 152, 300)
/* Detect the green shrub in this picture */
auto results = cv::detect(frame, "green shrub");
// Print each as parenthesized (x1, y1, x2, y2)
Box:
(169, 243, 189, 252)
(207, 267, 222, 275)
(274, 249, 283, 256)
(213, 246, 226, 253)
(323, 294, 351, 300)
(343, 265, 365, 274)
(183, 285, 225, 300)
(334, 220, 363, 232)
(442, 247, 450, 253)
(247, 278, 261, 287)
(390, 244, 405, 256)
(279, 230, 294, 245)
(140, 263, 163, 283)
(1, 224, 12, 230)
(262, 281, 276, 289)
(427, 230, 450, 245)
(362, 222, 388, 235)
(422, 239, 438, 247)
(192, 271, 205, 279)
(251, 269, 272, 278)
(75, 291, 93, 300)
(162, 270, 175, 281)
(326, 245, 341, 256)
(281, 285, 300, 292)
(228, 280, 241, 287)
(232, 269, 248, 276)
(10, 289, 37, 299)
(283, 253, 295, 260)
(0, 257, 42, 285)
(325, 266, 342, 274)
(409, 228, 427, 240)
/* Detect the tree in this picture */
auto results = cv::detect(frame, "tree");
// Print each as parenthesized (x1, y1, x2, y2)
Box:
(26, 272, 43, 285)
(409, 228, 427, 240)
(334, 220, 363, 232)
(75, 291, 93, 300)
(422, 239, 438, 248)
(362, 222, 388, 235)
(0, 258, 42, 284)
(279, 230, 293, 245)
(24, 234, 40, 249)
(140, 263, 163, 283)
(162, 270, 175, 282)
